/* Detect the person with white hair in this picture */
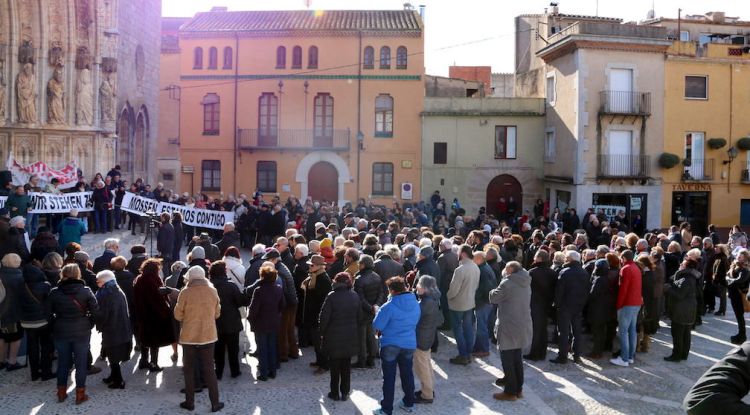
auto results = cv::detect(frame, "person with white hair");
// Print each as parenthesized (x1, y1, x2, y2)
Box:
(93, 238, 120, 273)
(243, 244, 267, 288)
(216, 222, 241, 256)
(413, 275, 443, 404)
(437, 238, 459, 329)
(374, 244, 404, 297)
(7, 215, 30, 262)
(94, 270, 132, 389)
(550, 250, 590, 364)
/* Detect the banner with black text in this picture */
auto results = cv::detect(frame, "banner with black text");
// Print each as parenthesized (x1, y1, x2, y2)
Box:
(119, 192, 233, 230)
(0, 192, 94, 214)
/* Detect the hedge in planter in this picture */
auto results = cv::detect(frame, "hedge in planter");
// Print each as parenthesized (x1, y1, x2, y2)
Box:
(707, 138, 727, 150)
(738, 137, 750, 151)
(658, 153, 680, 169)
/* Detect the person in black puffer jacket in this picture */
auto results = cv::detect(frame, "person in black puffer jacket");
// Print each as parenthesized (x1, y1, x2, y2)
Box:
(586, 259, 616, 359)
(353, 255, 384, 368)
(302, 255, 333, 372)
(664, 254, 700, 362)
(413, 275, 443, 404)
(0, 254, 26, 371)
(209, 261, 250, 379)
(126, 245, 149, 278)
(93, 270, 132, 389)
(292, 245, 310, 348)
(111, 256, 135, 330)
(726, 250, 750, 345)
(20, 260, 53, 380)
(48, 263, 99, 404)
(319, 272, 362, 401)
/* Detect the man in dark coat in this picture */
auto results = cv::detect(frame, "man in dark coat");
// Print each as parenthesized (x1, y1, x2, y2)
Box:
(415, 246, 440, 288)
(263, 248, 299, 361)
(187, 233, 221, 263)
(244, 245, 266, 288)
(302, 255, 333, 372)
(292, 245, 311, 347)
(374, 246, 404, 296)
(436, 239, 459, 330)
(210, 262, 251, 379)
(216, 223, 241, 256)
(586, 259, 617, 358)
(157, 213, 175, 277)
(7, 216, 30, 263)
(93, 239, 120, 274)
(353, 255, 384, 368)
(550, 250, 590, 364)
(526, 250, 557, 361)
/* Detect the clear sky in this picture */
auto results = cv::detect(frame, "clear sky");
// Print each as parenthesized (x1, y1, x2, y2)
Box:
(162, 0, 750, 76)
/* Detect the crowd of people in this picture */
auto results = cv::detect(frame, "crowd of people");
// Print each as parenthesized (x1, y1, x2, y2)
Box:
(3, 168, 750, 412)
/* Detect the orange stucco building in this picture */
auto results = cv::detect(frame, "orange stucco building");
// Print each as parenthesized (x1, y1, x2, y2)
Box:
(168, 8, 424, 206)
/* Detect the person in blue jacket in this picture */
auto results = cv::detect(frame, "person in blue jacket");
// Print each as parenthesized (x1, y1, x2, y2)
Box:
(372, 276, 421, 415)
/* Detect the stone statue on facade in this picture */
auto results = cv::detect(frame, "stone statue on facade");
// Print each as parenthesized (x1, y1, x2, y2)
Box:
(0, 61, 6, 121)
(76, 68, 93, 125)
(99, 72, 116, 122)
(16, 62, 37, 123)
(47, 66, 65, 124)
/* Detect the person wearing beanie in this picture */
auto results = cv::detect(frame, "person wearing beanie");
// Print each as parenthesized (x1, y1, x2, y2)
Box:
(94, 270, 132, 389)
(320, 238, 335, 265)
(7, 215, 30, 263)
(586, 259, 617, 359)
(174, 264, 223, 412)
(177, 246, 209, 289)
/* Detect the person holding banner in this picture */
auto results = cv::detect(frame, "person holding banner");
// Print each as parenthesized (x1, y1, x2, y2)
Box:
(24, 174, 41, 238)
(6, 185, 32, 219)
(92, 181, 112, 234)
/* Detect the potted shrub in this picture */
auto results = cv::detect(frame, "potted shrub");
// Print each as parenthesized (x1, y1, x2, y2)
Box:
(707, 138, 727, 150)
(658, 153, 680, 169)
(737, 137, 750, 151)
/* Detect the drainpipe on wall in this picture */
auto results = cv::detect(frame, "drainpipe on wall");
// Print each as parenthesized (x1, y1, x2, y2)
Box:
(728, 63, 733, 194)
(232, 33, 240, 195)
(356, 30, 363, 201)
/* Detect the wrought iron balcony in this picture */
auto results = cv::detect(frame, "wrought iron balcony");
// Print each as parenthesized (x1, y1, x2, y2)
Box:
(599, 91, 651, 116)
(238, 128, 350, 151)
(741, 169, 750, 184)
(681, 159, 715, 182)
(597, 154, 651, 178)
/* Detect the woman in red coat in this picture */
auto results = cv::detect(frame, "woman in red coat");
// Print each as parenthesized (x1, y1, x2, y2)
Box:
(133, 259, 176, 371)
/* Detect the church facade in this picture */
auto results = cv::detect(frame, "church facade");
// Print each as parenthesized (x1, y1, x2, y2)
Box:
(0, 0, 160, 183)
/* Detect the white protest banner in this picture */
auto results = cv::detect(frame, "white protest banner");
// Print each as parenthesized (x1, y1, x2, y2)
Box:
(7, 154, 79, 189)
(0, 192, 93, 214)
(157, 201, 234, 230)
(119, 191, 160, 217)
(118, 192, 234, 230)
(592, 205, 626, 222)
(29, 192, 94, 214)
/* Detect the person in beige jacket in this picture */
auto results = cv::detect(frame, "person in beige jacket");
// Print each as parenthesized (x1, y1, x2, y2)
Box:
(174, 266, 223, 412)
(446, 244, 480, 365)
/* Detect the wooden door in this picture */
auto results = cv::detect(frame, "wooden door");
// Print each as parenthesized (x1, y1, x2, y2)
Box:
(308, 162, 338, 202)
(486, 174, 522, 218)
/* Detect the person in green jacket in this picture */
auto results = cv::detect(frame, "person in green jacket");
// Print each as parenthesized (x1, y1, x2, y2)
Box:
(5, 185, 32, 218)
(57, 209, 86, 251)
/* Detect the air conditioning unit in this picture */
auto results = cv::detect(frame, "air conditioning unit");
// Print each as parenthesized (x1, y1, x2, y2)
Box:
(400, 182, 413, 200)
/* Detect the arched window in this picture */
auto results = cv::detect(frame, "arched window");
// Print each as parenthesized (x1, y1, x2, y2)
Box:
(380, 46, 391, 69)
(193, 47, 203, 69)
(396, 46, 407, 69)
(223, 46, 233, 69)
(202, 93, 220, 135)
(375, 94, 394, 137)
(292, 46, 302, 69)
(258, 93, 279, 147)
(276, 46, 286, 69)
(208, 47, 218, 69)
(308, 46, 318, 69)
(363, 46, 374, 69)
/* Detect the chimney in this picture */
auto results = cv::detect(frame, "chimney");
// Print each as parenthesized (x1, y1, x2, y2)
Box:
(210, 6, 228, 12)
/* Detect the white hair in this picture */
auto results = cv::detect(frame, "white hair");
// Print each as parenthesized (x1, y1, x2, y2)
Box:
(565, 250, 581, 263)
(419, 238, 432, 248)
(357, 218, 368, 227)
(384, 244, 402, 261)
(334, 236, 345, 247)
(252, 244, 267, 256)
(440, 238, 453, 251)
(103, 238, 120, 250)
(295, 244, 309, 256)
(224, 222, 235, 232)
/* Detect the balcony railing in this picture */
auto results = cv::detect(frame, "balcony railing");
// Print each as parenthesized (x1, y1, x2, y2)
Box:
(681, 159, 715, 181)
(599, 91, 651, 116)
(597, 154, 651, 178)
(238, 128, 350, 151)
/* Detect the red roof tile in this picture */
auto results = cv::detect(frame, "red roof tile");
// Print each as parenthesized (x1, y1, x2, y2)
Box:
(180, 10, 423, 33)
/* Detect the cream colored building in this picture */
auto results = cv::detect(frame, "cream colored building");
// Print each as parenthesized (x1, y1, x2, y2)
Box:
(517, 11, 671, 229)
(421, 97, 545, 217)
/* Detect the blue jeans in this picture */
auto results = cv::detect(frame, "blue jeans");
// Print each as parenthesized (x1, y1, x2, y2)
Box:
(617, 306, 640, 361)
(255, 332, 278, 377)
(54, 337, 90, 387)
(26, 212, 38, 238)
(473, 303, 494, 353)
(94, 208, 107, 233)
(380, 345, 415, 415)
(450, 309, 476, 358)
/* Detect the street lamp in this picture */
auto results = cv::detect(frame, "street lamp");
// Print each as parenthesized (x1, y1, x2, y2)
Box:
(724, 146, 739, 164)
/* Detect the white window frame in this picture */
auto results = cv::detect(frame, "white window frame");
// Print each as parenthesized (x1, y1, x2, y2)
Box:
(685, 75, 708, 100)
(679, 30, 690, 42)
(546, 72, 556, 106)
(544, 129, 556, 163)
